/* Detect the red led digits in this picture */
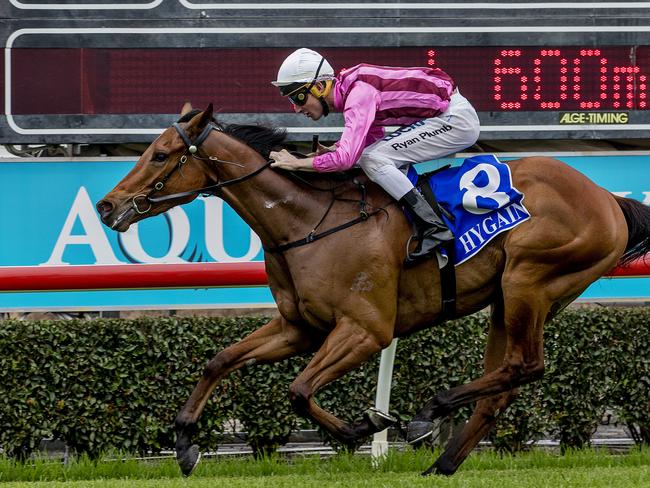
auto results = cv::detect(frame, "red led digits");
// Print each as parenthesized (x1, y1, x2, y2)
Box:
(493, 50, 523, 109)
(427, 49, 436, 66)
(534, 50, 564, 109)
(11, 46, 650, 117)
(612, 66, 641, 109)
(640, 75, 647, 108)
(490, 47, 646, 111)
(575, 50, 603, 109)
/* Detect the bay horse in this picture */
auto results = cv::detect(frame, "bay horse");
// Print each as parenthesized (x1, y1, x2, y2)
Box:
(96, 104, 650, 476)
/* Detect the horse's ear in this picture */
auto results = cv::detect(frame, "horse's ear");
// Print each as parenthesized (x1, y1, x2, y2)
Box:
(190, 104, 212, 130)
(196, 103, 214, 130)
(180, 101, 193, 117)
(187, 103, 214, 134)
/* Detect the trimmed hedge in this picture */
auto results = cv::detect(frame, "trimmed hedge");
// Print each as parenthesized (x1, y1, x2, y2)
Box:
(0, 307, 648, 458)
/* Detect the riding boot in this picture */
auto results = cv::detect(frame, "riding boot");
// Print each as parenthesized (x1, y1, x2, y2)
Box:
(400, 188, 454, 266)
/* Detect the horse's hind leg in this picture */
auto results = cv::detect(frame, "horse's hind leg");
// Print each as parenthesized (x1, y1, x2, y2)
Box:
(175, 316, 320, 476)
(426, 392, 518, 475)
(409, 291, 549, 474)
(422, 301, 518, 475)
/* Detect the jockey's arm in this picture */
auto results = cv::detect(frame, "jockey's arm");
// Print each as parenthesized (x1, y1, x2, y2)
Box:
(313, 142, 336, 155)
(312, 83, 380, 172)
(270, 83, 379, 173)
(270, 149, 317, 172)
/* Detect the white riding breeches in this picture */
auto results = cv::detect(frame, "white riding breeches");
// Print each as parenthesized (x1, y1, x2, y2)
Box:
(357, 90, 480, 200)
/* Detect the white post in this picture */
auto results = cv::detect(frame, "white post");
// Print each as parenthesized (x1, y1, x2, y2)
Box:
(371, 338, 398, 461)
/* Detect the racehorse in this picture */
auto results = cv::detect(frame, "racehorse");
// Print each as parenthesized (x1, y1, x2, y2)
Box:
(96, 104, 650, 476)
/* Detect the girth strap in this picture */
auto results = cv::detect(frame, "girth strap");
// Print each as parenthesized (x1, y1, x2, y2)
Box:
(417, 173, 457, 321)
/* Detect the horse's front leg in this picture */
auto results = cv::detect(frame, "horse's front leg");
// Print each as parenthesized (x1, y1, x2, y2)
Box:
(288, 317, 396, 448)
(175, 316, 320, 476)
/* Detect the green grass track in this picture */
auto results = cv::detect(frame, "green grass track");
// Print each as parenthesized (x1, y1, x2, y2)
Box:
(1, 448, 648, 488)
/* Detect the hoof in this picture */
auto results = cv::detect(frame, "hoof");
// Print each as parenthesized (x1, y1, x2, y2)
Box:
(421, 459, 456, 477)
(406, 420, 434, 445)
(177, 444, 201, 477)
(364, 407, 398, 431)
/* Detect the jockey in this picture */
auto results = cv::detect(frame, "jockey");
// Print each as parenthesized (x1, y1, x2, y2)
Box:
(269, 48, 480, 266)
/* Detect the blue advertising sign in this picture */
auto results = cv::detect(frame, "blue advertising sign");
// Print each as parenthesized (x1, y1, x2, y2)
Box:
(1, 153, 649, 310)
(0, 157, 273, 310)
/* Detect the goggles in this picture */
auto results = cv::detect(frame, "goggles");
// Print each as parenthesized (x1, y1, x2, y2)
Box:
(287, 86, 311, 106)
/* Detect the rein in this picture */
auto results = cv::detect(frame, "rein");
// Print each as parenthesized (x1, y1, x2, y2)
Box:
(140, 121, 388, 253)
(264, 171, 388, 253)
(147, 160, 273, 204)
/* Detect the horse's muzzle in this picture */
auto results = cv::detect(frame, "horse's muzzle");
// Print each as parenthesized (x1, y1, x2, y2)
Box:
(96, 199, 114, 222)
(96, 198, 137, 231)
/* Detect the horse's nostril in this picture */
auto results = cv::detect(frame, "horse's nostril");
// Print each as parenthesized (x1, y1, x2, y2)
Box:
(96, 200, 114, 219)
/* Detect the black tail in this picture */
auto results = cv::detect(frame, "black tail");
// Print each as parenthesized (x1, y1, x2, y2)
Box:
(616, 196, 650, 266)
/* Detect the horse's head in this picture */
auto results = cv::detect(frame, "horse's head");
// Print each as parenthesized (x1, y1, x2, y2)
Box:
(96, 104, 217, 232)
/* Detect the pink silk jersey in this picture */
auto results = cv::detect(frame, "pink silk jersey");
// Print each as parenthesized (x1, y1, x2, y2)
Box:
(313, 64, 456, 172)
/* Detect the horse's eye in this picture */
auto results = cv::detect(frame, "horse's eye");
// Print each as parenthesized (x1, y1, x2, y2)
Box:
(152, 152, 167, 163)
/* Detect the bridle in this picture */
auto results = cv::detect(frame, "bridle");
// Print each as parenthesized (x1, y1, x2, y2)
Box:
(131, 122, 272, 214)
(131, 119, 389, 254)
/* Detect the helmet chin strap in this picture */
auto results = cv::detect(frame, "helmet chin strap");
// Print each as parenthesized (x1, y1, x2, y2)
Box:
(319, 97, 330, 117)
(311, 79, 333, 117)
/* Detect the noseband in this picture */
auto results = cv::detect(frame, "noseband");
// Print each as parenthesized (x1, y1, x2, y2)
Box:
(133, 122, 272, 213)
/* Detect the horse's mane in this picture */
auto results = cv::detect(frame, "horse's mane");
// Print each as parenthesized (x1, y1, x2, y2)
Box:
(176, 110, 360, 188)
(177, 110, 287, 159)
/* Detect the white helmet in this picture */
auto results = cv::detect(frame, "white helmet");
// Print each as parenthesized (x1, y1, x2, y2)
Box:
(271, 48, 334, 95)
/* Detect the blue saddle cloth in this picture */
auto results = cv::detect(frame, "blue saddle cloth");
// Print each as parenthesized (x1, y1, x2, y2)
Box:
(407, 154, 530, 265)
